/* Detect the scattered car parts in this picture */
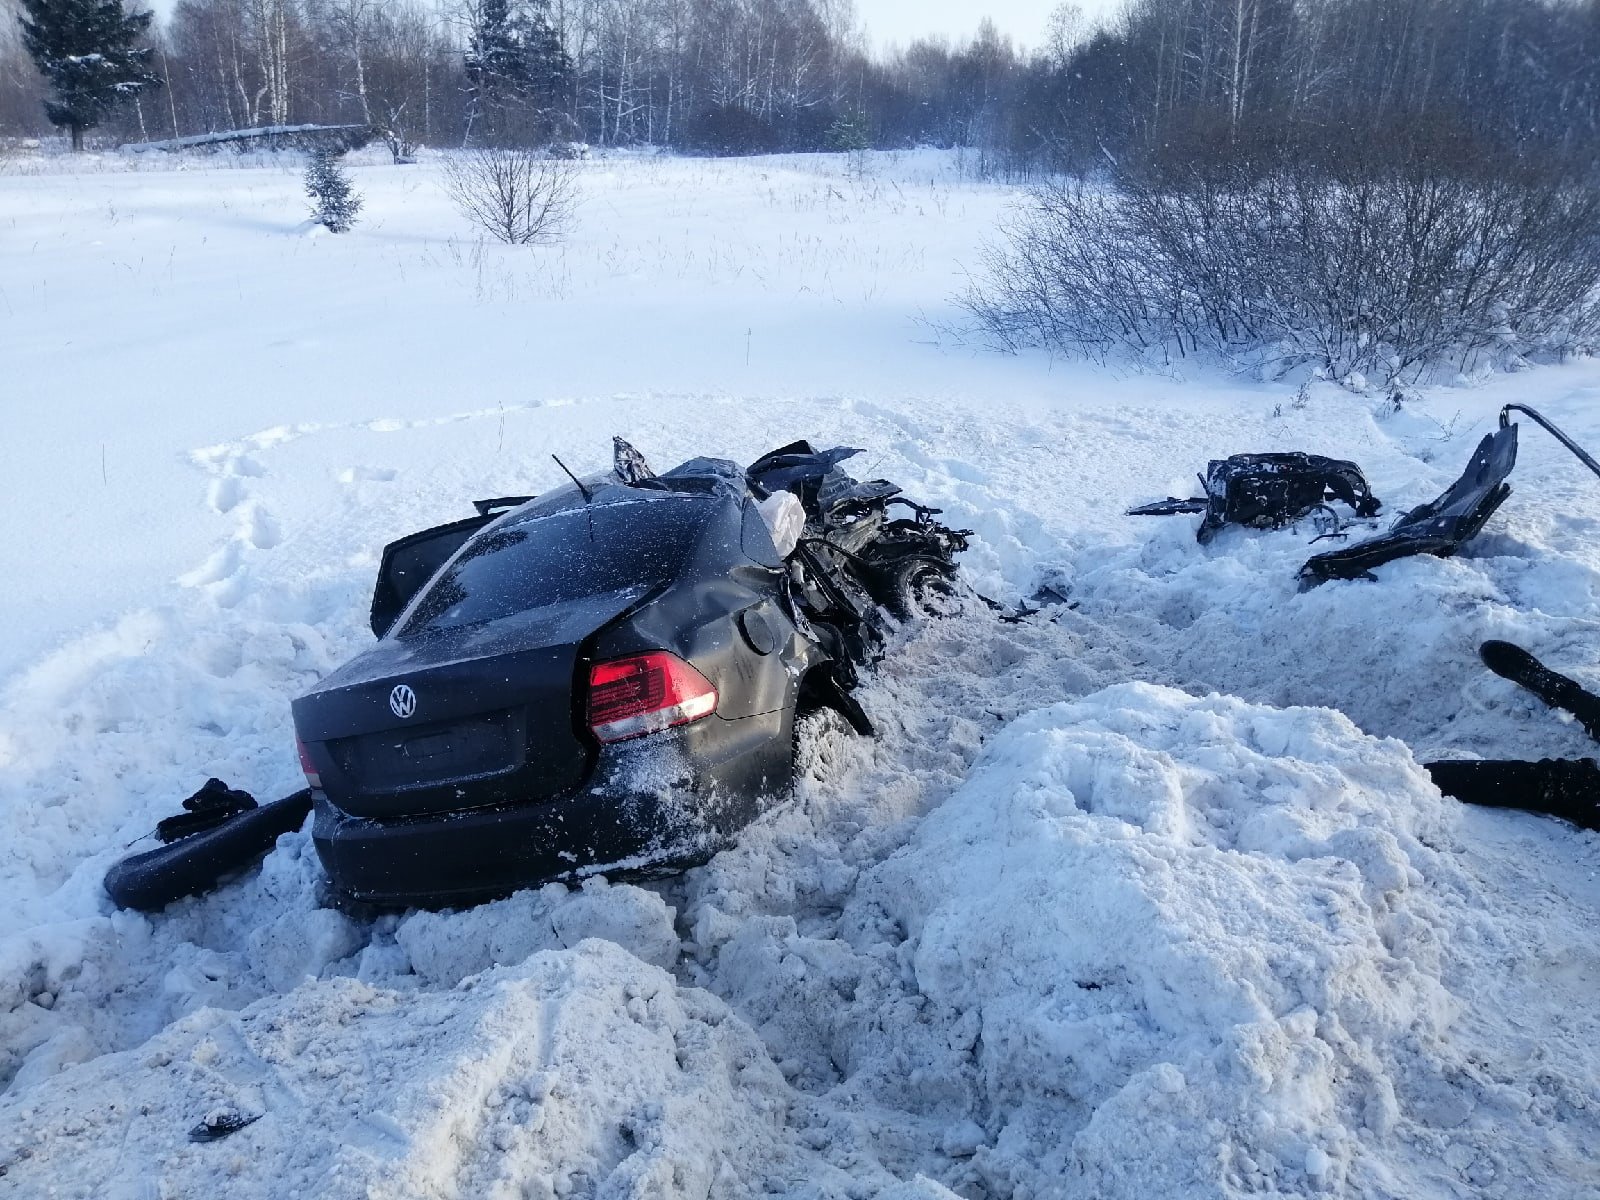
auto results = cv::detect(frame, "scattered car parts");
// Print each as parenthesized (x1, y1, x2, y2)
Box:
(104, 788, 313, 913)
(1301, 404, 1600, 588)
(1128, 452, 1381, 543)
(1426, 640, 1600, 832)
(1298, 423, 1518, 587)
(188, 1110, 263, 1143)
(106, 408, 1600, 911)
(1133, 407, 1600, 590)
(1480, 639, 1600, 742)
(1426, 756, 1599, 831)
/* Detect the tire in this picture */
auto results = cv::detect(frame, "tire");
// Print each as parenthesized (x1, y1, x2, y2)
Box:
(880, 555, 959, 620)
(104, 790, 314, 912)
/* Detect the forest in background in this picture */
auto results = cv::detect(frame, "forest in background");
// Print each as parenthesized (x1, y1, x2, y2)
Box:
(2, 0, 1598, 172)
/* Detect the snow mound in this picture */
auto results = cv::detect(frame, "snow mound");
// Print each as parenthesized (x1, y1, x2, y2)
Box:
(0, 809, 682, 1097)
(0, 940, 795, 1199)
(691, 683, 1593, 1197)
(864, 683, 1456, 1196)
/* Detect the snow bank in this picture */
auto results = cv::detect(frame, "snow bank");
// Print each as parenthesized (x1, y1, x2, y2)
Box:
(688, 683, 1597, 1198)
(865, 684, 1456, 1196)
(3, 656, 1597, 1197)
(0, 818, 685, 1098)
(395, 879, 682, 983)
(0, 940, 798, 1199)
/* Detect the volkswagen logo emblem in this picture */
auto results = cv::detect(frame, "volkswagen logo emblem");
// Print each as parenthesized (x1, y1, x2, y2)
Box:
(389, 684, 417, 719)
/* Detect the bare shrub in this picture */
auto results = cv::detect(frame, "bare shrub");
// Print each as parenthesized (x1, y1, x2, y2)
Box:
(967, 155, 1600, 386)
(377, 106, 417, 164)
(440, 146, 579, 245)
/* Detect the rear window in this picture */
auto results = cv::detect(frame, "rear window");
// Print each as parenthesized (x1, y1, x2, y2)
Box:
(399, 499, 712, 637)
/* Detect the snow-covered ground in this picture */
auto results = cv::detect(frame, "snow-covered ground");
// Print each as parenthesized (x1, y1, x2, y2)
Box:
(1, 148, 1597, 1198)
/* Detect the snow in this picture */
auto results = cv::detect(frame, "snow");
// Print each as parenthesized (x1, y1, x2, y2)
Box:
(1, 940, 804, 1199)
(2, 148, 1600, 1197)
(122, 124, 371, 153)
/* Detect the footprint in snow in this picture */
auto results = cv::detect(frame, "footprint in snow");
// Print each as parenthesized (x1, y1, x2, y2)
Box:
(208, 476, 245, 514)
(941, 457, 991, 485)
(244, 505, 281, 550)
(178, 541, 243, 588)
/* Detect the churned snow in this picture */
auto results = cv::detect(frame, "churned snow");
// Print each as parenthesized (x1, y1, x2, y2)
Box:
(1, 148, 1598, 1198)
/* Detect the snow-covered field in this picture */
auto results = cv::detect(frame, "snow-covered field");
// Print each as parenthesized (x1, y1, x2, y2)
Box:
(1, 148, 1598, 1198)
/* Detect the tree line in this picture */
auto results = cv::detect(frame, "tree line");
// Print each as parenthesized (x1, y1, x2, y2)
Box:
(964, 1, 1600, 387)
(996, 0, 1600, 176)
(3, 0, 1598, 171)
(0, 0, 871, 152)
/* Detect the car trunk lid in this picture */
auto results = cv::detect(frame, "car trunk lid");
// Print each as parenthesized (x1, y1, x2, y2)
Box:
(292, 584, 652, 819)
(293, 496, 720, 821)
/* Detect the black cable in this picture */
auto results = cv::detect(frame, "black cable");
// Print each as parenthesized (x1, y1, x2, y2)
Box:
(1501, 404, 1600, 481)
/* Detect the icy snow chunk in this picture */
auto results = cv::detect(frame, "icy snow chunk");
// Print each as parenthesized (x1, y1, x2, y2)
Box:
(8, 1024, 95, 1093)
(396, 878, 678, 986)
(939, 1118, 985, 1157)
(548, 877, 681, 969)
(246, 906, 363, 992)
(876, 1177, 965, 1200)
(1305, 1145, 1333, 1178)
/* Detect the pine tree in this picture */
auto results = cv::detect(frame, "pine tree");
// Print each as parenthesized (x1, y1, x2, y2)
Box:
(463, 0, 571, 146)
(827, 113, 872, 181)
(304, 148, 362, 232)
(18, 0, 161, 151)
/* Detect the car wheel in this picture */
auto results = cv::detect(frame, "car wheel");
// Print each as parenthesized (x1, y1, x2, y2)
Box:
(883, 556, 959, 620)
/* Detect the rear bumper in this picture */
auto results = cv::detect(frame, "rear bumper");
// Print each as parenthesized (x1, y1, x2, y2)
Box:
(312, 710, 791, 908)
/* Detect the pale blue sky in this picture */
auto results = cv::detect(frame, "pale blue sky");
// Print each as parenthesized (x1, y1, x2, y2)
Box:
(855, 0, 1122, 54)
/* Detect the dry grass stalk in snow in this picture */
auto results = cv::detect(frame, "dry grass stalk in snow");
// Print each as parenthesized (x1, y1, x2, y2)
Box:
(440, 146, 579, 245)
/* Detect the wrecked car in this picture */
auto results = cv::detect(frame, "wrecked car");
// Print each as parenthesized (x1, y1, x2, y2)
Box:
(300, 439, 968, 909)
(109, 439, 969, 912)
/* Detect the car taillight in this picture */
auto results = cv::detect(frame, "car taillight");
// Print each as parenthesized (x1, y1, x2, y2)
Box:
(297, 738, 323, 789)
(587, 652, 718, 744)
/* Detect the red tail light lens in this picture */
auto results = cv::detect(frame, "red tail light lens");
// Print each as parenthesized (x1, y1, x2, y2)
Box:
(587, 652, 718, 743)
(297, 738, 323, 789)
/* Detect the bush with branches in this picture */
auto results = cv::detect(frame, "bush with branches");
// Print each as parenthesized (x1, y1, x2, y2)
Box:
(967, 139, 1600, 387)
(440, 145, 578, 244)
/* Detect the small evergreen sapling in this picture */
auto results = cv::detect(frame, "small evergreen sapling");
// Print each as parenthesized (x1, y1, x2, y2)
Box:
(304, 148, 362, 232)
(827, 113, 872, 180)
